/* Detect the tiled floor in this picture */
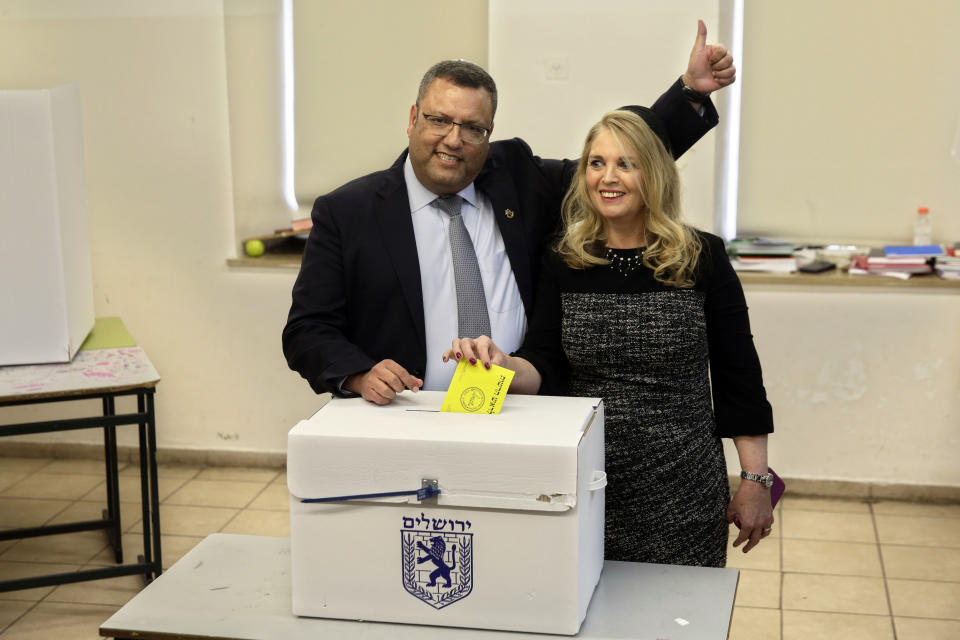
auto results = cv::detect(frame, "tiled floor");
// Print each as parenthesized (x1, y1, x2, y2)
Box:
(1, 457, 958, 639)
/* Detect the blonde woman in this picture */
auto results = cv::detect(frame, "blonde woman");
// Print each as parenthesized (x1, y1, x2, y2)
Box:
(444, 108, 774, 567)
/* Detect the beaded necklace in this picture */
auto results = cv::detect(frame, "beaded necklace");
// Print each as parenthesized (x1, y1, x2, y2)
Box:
(605, 247, 642, 276)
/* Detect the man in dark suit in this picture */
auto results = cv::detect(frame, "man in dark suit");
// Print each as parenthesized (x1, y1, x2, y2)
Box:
(284, 22, 735, 404)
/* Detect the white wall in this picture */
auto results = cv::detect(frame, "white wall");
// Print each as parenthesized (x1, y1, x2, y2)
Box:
(1, 1, 957, 488)
(226, 0, 490, 247)
(489, 0, 720, 233)
(0, 1, 321, 453)
(724, 285, 960, 487)
(290, 0, 489, 219)
(738, 0, 960, 245)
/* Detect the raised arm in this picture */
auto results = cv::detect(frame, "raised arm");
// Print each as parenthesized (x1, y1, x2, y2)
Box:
(648, 20, 736, 158)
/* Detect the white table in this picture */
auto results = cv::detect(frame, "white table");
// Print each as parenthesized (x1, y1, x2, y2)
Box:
(101, 534, 738, 639)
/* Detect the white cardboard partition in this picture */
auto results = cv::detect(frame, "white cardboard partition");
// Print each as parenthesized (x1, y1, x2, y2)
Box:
(0, 85, 94, 365)
(287, 391, 605, 635)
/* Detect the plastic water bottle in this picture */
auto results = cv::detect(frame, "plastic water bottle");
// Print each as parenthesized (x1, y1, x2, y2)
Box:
(913, 207, 932, 245)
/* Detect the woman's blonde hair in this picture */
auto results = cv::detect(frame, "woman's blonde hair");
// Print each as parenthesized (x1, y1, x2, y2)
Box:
(556, 109, 702, 288)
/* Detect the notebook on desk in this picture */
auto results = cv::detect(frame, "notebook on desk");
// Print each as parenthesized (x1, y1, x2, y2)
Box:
(883, 244, 945, 258)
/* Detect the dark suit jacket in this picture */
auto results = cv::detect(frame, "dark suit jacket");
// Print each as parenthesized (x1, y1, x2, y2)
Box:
(283, 79, 718, 395)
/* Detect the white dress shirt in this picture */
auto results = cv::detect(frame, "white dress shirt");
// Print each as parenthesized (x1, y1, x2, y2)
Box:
(405, 157, 526, 391)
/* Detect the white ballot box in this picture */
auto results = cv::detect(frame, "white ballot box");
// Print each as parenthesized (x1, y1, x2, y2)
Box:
(0, 85, 94, 366)
(287, 391, 605, 635)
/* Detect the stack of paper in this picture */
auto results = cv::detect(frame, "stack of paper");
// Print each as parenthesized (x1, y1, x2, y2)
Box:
(849, 246, 938, 278)
(727, 237, 796, 257)
(728, 237, 797, 273)
(730, 256, 798, 273)
(935, 248, 960, 280)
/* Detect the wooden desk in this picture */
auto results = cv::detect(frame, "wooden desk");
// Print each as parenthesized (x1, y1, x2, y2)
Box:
(0, 317, 163, 591)
(101, 534, 739, 640)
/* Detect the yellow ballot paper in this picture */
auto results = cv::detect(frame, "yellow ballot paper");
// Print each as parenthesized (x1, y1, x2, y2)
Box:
(441, 359, 515, 414)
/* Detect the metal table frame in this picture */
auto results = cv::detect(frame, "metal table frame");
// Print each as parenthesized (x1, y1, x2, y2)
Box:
(0, 385, 162, 591)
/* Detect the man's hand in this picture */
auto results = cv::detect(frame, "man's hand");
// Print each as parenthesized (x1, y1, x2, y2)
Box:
(344, 359, 422, 405)
(682, 19, 736, 96)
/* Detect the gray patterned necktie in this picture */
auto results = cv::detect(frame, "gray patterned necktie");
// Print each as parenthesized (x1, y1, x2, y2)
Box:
(436, 195, 491, 338)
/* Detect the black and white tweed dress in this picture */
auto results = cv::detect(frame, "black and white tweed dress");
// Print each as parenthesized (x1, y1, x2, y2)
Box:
(517, 232, 774, 568)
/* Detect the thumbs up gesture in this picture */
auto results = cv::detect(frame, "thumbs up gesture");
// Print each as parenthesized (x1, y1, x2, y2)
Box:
(682, 19, 737, 96)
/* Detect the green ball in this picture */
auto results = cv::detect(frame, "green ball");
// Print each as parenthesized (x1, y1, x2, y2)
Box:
(245, 239, 265, 257)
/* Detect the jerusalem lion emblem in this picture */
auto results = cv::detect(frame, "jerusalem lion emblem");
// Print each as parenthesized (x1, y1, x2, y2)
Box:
(401, 528, 473, 609)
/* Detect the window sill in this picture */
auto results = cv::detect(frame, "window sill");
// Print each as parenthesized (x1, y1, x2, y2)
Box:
(738, 269, 959, 290)
(224, 253, 959, 290)
(226, 254, 301, 270)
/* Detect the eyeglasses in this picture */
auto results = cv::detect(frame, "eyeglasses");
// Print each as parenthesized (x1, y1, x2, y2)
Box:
(418, 109, 490, 144)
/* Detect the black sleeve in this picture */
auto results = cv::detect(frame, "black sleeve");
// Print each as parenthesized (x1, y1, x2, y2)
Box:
(702, 234, 775, 437)
(282, 196, 376, 396)
(514, 254, 570, 396)
(650, 77, 719, 159)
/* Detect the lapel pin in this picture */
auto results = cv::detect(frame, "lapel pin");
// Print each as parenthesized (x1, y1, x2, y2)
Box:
(504, 209, 515, 219)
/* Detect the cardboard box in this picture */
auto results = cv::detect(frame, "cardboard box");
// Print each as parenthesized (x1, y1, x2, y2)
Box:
(0, 85, 94, 366)
(287, 391, 605, 635)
